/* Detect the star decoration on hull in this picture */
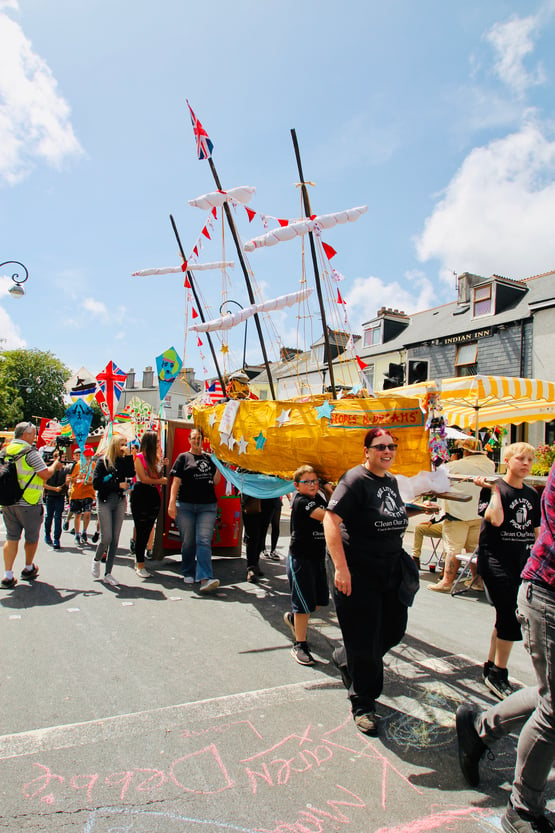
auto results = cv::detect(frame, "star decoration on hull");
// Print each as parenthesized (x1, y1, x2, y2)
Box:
(254, 431, 267, 450)
(238, 436, 249, 454)
(315, 400, 335, 420)
(276, 409, 291, 427)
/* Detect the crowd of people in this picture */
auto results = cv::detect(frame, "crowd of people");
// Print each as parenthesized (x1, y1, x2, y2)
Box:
(1, 420, 554, 832)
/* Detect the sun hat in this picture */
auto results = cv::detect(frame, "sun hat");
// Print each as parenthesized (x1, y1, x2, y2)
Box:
(455, 437, 486, 454)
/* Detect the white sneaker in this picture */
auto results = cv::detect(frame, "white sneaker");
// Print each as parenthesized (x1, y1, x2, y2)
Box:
(102, 574, 119, 588)
(183, 576, 195, 584)
(199, 578, 220, 593)
(135, 567, 150, 578)
(91, 560, 100, 579)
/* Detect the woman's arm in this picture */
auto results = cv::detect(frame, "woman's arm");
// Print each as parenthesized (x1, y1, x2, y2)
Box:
(135, 455, 167, 487)
(168, 476, 181, 519)
(323, 510, 352, 596)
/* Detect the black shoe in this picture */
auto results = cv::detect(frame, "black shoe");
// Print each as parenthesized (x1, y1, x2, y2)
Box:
(130, 538, 136, 554)
(485, 666, 514, 700)
(291, 641, 315, 666)
(251, 564, 264, 577)
(354, 711, 379, 736)
(455, 704, 488, 788)
(81, 531, 88, 545)
(502, 803, 554, 833)
(145, 549, 153, 560)
(62, 520, 69, 531)
(53, 541, 61, 550)
(1, 576, 17, 588)
(45, 536, 53, 546)
(21, 565, 39, 580)
(246, 568, 257, 583)
(483, 660, 494, 681)
(92, 530, 100, 544)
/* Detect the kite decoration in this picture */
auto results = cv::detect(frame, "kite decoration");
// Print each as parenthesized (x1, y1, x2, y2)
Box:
(65, 400, 93, 452)
(156, 346, 183, 402)
(96, 361, 127, 421)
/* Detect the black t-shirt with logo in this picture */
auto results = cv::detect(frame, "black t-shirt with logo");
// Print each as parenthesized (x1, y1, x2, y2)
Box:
(327, 466, 408, 581)
(290, 492, 327, 560)
(478, 480, 541, 576)
(170, 452, 217, 504)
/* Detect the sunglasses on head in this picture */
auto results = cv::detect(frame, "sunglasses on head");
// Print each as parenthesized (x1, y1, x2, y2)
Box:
(367, 443, 398, 452)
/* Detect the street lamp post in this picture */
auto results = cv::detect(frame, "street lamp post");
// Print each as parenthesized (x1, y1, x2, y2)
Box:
(0, 261, 29, 298)
(219, 299, 248, 370)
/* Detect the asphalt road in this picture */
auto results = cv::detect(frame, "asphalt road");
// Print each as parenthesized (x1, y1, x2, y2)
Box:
(0, 512, 551, 833)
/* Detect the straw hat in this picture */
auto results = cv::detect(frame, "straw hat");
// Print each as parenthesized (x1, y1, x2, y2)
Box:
(455, 437, 486, 454)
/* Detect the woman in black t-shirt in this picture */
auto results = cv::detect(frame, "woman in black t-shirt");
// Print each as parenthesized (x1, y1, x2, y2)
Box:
(475, 442, 541, 700)
(324, 427, 419, 737)
(168, 428, 221, 593)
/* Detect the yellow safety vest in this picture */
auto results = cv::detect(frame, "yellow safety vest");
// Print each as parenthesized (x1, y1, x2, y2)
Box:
(5, 440, 44, 505)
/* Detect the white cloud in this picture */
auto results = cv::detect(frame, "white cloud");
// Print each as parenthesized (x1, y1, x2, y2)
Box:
(415, 123, 555, 282)
(485, 12, 546, 97)
(82, 297, 108, 317)
(346, 271, 437, 330)
(0, 277, 26, 347)
(0, 4, 83, 185)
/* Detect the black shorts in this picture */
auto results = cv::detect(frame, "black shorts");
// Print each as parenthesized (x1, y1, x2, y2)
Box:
(286, 552, 329, 614)
(480, 555, 523, 642)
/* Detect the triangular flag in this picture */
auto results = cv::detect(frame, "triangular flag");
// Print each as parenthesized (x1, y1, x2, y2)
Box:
(197, 337, 203, 347)
(192, 307, 199, 319)
(245, 207, 256, 223)
(337, 289, 345, 305)
(184, 275, 191, 288)
(202, 226, 211, 240)
(278, 218, 289, 227)
(356, 356, 369, 370)
(211, 206, 217, 218)
(180, 260, 188, 272)
(322, 242, 337, 260)
(193, 245, 199, 257)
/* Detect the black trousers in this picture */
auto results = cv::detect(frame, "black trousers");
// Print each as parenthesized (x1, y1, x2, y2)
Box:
(242, 499, 276, 568)
(333, 575, 408, 713)
(130, 483, 161, 563)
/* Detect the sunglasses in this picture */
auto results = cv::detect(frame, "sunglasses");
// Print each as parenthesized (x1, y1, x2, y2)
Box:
(298, 479, 320, 484)
(367, 443, 398, 452)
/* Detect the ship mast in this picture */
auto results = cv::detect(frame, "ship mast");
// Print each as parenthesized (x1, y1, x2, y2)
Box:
(290, 128, 337, 400)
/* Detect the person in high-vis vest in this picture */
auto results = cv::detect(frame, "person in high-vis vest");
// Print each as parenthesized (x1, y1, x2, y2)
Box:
(1, 422, 63, 589)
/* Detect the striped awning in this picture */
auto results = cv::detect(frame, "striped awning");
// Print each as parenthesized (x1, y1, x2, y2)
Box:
(390, 375, 555, 432)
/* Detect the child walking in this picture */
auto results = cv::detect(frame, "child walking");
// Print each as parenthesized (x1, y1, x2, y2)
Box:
(284, 465, 329, 666)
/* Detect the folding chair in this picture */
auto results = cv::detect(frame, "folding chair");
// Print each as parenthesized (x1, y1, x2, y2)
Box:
(450, 549, 479, 596)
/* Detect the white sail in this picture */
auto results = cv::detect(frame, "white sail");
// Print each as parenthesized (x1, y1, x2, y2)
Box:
(243, 206, 368, 251)
(190, 287, 314, 333)
(188, 186, 256, 210)
(133, 261, 235, 276)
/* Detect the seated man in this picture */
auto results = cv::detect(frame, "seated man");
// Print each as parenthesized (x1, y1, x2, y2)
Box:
(412, 517, 444, 570)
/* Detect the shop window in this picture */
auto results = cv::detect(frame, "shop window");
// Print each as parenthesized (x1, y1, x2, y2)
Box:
(473, 284, 492, 317)
(363, 365, 374, 392)
(455, 342, 478, 377)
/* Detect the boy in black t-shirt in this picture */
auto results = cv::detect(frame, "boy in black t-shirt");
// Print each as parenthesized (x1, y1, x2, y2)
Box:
(283, 465, 330, 666)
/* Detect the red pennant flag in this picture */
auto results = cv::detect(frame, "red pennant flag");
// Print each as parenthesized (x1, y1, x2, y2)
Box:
(211, 206, 217, 218)
(278, 218, 289, 227)
(192, 307, 199, 319)
(337, 289, 345, 305)
(180, 260, 188, 272)
(245, 207, 256, 223)
(356, 356, 368, 370)
(322, 242, 337, 260)
(193, 245, 199, 257)
(202, 226, 211, 240)
(184, 276, 191, 288)
(197, 337, 203, 347)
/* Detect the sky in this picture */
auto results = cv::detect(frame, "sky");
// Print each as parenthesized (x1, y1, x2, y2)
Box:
(1, 0, 555, 386)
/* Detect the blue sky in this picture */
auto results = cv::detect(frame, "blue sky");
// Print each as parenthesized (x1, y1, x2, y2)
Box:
(1, 0, 555, 385)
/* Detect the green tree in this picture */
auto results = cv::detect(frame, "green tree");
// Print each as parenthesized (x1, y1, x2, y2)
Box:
(0, 349, 70, 428)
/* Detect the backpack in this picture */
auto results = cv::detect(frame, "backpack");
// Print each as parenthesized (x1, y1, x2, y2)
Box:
(0, 448, 36, 506)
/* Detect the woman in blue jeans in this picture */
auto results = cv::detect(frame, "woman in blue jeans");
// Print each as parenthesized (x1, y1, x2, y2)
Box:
(168, 428, 221, 593)
(91, 434, 135, 588)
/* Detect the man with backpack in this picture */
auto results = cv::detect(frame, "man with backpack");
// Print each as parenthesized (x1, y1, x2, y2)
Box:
(1, 422, 63, 588)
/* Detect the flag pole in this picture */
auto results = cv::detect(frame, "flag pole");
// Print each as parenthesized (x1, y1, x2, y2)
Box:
(290, 128, 337, 399)
(169, 214, 227, 400)
(206, 157, 276, 400)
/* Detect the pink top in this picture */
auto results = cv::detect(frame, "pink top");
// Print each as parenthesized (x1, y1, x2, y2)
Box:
(136, 452, 161, 495)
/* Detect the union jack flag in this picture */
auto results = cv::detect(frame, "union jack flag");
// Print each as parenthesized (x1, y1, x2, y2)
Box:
(206, 379, 224, 403)
(96, 361, 127, 420)
(186, 100, 214, 160)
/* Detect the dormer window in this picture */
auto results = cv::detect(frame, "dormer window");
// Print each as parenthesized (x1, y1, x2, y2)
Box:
(364, 323, 382, 347)
(473, 284, 493, 317)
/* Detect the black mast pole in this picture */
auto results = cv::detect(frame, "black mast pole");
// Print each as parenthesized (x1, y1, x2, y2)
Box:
(170, 214, 227, 399)
(207, 157, 276, 400)
(290, 128, 337, 399)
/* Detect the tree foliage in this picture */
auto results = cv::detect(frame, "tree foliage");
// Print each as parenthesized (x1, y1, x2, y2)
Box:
(0, 349, 70, 429)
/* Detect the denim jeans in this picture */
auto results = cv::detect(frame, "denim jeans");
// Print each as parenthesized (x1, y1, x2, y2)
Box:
(44, 494, 65, 543)
(476, 581, 555, 816)
(94, 494, 126, 576)
(175, 501, 217, 582)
